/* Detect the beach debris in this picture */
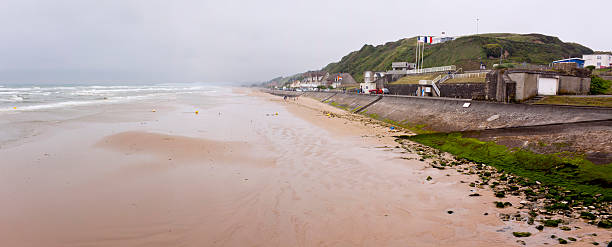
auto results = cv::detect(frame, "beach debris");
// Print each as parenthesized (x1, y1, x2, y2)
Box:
(195, 111, 199, 114)
(13, 107, 16, 109)
(426, 176, 432, 181)
(151, 109, 157, 112)
(390, 126, 395, 130)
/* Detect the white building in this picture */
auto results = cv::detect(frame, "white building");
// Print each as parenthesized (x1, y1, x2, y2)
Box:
(360, 82, 377, 93)
(432, 32, 455, 44)
(583, 54, 612, 69)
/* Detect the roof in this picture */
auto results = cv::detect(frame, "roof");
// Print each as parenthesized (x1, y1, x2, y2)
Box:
(553, 58, 585, 63)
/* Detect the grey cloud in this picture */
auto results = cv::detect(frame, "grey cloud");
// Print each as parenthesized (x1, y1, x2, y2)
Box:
(0, 0, 609, 84)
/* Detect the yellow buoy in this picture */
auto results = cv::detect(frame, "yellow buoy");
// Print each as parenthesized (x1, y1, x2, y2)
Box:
(195, 111, 199, 114)
(13, 107, 17, 110)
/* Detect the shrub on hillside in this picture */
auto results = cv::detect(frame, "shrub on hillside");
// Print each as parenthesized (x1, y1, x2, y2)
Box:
(483, 44, 503, 58)
(590, 75, 611, 95)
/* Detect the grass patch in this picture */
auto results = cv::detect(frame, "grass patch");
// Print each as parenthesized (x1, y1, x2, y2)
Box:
(391, 74, 442, 84)
(328, 101, 351, 111)
(405, 133, 612, 199)
(535, 96, 612, 107)
(444, 77, 486, 83)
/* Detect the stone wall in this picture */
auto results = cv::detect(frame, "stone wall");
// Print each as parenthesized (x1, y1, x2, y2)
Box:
(324, 93, 380, 112)
(387, 83, 486, 99)
(507, 71, 590, 101)
(344, 95, 612, 132)
(387, 70, 589, 102)
(386, 84, 419, 96)
(509, 72, 538, 101)
(267, 90, 612, 133)
(439, 83, 486, 99)
(559, 76, 590, 95)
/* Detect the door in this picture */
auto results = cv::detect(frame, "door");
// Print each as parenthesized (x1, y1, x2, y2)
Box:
(537, 77, 558, 96)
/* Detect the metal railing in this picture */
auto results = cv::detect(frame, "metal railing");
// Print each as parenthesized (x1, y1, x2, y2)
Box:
(387, 65, 457, 75)
(431, 81, 440, 96)
(452, 72, 488, 79)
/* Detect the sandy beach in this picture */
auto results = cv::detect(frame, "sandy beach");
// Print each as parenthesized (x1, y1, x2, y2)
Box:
(0, 87, 609, 247)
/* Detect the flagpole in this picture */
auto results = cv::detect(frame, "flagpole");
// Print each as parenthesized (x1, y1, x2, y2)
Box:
(421, 39, 425, 73)
(415, 37, 420, 73)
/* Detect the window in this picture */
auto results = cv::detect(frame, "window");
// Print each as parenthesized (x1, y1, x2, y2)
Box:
(597, 62, 602, 67)
(597, 56, 601, 59)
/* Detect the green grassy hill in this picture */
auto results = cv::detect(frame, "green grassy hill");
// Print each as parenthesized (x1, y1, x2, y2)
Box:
(323, 33, 593, 82)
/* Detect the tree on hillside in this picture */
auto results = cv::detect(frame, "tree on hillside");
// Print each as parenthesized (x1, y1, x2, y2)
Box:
(483, 44, 502, 58)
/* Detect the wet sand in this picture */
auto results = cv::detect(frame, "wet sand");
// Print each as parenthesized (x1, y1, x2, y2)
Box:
(0, 87, 608, 246)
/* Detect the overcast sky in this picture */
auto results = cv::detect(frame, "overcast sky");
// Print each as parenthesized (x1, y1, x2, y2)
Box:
(0, 0, 610, 84)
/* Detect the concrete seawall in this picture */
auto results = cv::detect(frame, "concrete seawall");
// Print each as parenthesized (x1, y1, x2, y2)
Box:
(266, 90, 612, 132)
(319, 93, 380, 112)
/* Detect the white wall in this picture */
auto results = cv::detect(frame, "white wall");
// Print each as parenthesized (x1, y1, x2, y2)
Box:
(583, 54, 612, 69)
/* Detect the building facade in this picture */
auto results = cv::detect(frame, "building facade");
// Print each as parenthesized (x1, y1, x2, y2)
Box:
(583, 54, 612, 69)
(552, 58, 585, 68)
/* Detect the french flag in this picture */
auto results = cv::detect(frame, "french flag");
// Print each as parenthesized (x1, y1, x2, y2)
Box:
(418, 36, 433, 43)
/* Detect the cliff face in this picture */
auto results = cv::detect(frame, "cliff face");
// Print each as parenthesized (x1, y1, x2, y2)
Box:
(323, 33, 593, 82)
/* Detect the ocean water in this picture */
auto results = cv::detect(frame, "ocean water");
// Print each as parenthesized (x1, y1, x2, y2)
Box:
(0, 83, 223, 113)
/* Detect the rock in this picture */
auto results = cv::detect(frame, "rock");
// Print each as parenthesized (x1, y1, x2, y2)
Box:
(558, 238, 568, 244)
(469, 193, 481, 197)
(536, 225, 544, 231)
(512, 232, 532, 237)
(596, 219, 612, 228)
(486, 115, 500, 122)
(542, 219, 562, 227)
(520, 200, 529, 205)
(495, 191, 506, 198)
(568, 237, 576, 241)
(447, 210, 454, 214)
(581, 212, 597, 220)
